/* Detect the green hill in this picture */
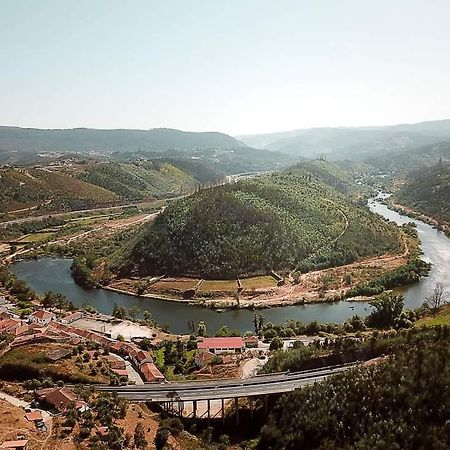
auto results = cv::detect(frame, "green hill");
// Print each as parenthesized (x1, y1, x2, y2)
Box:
(77, 161, 222, 201)
(0, 126, 244, 153)
(111, 167, 401, 278)
(366, 141, 450, 173)
(0, 159, 223, 214)
(238, 119, 450, 161)
(395, 162, 450, 222)
(0, 167, 120, 213)
(289, 159, 360, 196)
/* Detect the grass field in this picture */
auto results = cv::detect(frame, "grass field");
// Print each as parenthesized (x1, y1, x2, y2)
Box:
(15, 231, 55, 243)
(240, 275, 277, 289)
(200, 280, 238, 291)
(415, 305, 450, 327)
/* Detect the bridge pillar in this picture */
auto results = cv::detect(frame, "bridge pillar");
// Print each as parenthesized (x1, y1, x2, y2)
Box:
(235, 397, 239, 426)
(221, 398, 225, 425)
(193, 400, 197, 419)
(207, 399, 211, 423)
(250, 397, 254, 420)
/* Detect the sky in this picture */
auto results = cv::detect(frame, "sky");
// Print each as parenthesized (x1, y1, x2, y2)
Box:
(1, 0, 450, 135)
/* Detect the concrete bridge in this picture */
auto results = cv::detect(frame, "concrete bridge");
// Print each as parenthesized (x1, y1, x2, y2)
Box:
(95, 362, 357, 423)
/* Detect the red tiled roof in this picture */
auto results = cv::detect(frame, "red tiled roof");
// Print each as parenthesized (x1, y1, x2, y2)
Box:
(197, 337, 245, 350)
(196, 351, 215, 362)
(0, 318, 21, 333)
(35, 387, 76, 412)
(31, 310, 55, 320)
(25, 410, 43, 422)
(1, 440, 29, 449)
(96, 426, 109, 436)
(134, 350, 153, 363)
(139, 362, 164, 382)
(112, 368, 128, 377)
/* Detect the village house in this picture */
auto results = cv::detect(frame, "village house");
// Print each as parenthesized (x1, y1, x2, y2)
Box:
(197, 337, 245, 355)
(29, 310, 55, 326)
(139, 362, 165, 382)
(60, 311, 83, 324)
(244, 335, 259, 348)
(34, 387, 87, 413)
(0, 440, 29, 450)
(130, 349, 153, 367)
(0, 318, 29, 336)
(194, 350, 216, 368)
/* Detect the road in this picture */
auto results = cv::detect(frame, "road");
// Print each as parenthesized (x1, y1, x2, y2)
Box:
(0, 202, 150, 228)
(95, 363, 356, 402)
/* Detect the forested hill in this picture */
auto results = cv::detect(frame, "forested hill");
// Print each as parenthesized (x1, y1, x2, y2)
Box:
(111, 167, 401, 278)
(0, 126, 244, 153)
(366, 141, 450, 173)
(394, 162, 450, 222)
(0, 160, 222, 213)
(289, 159, 360, 196)
(238, 119, 450, 161)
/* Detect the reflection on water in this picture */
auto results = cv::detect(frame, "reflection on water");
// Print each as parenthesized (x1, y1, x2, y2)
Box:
(12, 199, 450, 334)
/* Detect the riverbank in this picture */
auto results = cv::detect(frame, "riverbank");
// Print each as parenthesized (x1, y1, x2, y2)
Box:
(385, 199, 449, 237)
(103, 232, 413, 310)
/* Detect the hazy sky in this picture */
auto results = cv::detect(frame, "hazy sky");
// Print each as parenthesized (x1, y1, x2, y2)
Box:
(1, 0, 450, 135)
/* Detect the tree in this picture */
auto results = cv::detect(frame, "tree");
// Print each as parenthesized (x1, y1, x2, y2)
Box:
(197, 321, 207, 337)
(154, 426, 169, 450)
(143, 310, 152, 322)
(366, 293, 405, 328)
(134, 422, 148, 449)
(269, 336, 284, 351)
(426, 283, 446, 311)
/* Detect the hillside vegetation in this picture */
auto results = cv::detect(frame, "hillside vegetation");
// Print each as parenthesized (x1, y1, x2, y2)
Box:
(0, 167, 120, 213)
(395, 162, 450, 222)
(258, 326, 450, 449)
(0, 160, 222, 214)
(366, 141, 450, 173)
(77, 161, 221, 201)
(112, 164, 401, 278)
(239, 120, 450, 161)
(0, 126, 244, 153)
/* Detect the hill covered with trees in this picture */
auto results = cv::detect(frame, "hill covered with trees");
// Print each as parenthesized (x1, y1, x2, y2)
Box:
(0, 159, 223, 214)
(258, 326, 450, 449)
(0, 126, 244, 153)
(394, 162, 450, 222)
(238, 119, 450, 161)
(111, 164, 401, 278)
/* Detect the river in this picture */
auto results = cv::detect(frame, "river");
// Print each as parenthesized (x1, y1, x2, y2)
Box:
(11, 198, 450, 334)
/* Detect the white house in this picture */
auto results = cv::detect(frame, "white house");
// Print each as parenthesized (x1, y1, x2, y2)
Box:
(29, 310, 56, 326)
(197, 337, 245, 355)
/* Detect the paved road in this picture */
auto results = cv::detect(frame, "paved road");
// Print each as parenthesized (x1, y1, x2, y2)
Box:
(0, 202, 149, 228)
(95, 363, 357, 402)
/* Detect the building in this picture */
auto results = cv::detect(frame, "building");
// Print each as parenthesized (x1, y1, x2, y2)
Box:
(0, 440, 28, 450)
(244, 335, 259, 348)
(194, 350, 216, 368)
(60, 311, 83, 324)
(29, 310, 55, 326)
(0, 318, 28, 336)
(130, 350, 153, 367)
(197, 337, 245, 355)
(139, 362, 164, 382)
(35, 387, 77, 413)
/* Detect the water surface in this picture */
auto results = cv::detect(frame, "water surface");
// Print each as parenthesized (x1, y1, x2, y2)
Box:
(12, 199, 450, 333)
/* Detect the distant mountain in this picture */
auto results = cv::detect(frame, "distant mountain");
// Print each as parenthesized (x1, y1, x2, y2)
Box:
(238, 120, 450, 161)
(0, 126, 245, 153)
(366, 141, 450, 172)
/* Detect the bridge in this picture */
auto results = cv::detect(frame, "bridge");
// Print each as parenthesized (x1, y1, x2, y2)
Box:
(95, 362, 357, 422)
